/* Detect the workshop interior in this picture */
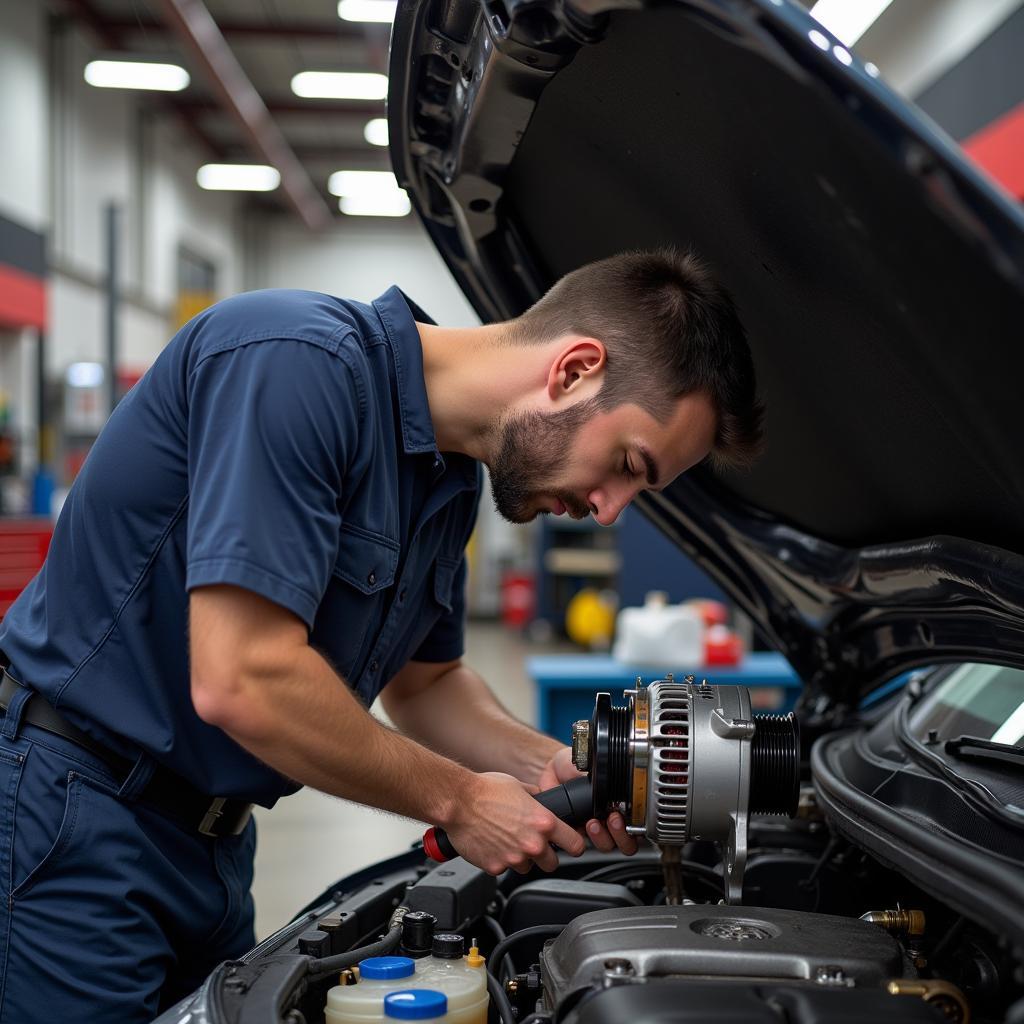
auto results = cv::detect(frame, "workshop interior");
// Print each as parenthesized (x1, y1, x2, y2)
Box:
(2, 0, 1024, 1022)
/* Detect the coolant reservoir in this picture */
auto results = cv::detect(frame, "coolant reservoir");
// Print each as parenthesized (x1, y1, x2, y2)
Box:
(325, 945, 489, 1024)
(612, 590, 703, 665)
(325, 956, 418, 1023)
(413, 935, 488, 1024)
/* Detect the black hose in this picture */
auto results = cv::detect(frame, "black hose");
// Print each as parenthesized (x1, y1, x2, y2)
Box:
(580, 860, 723, 890)
(486, 967, 517, 1024)
(477, 913, 516, 981)
(307, 921, 402, 980)
(486, 924, 564, 977)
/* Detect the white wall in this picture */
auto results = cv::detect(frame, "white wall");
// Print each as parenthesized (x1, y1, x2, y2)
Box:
(250, 216, 480, 327)
(49, 23, 245, 376)
(0, 2, 48, 231)
(0, 0, 245, 384)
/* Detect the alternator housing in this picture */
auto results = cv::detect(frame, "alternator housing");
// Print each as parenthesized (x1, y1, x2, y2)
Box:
(573, 677, 799, 902)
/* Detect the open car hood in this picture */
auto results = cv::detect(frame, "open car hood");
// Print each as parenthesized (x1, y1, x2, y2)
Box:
(388, 0, 1024, 718)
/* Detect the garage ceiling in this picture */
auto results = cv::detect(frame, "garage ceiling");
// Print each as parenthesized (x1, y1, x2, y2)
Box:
(54, 0, 394, 226)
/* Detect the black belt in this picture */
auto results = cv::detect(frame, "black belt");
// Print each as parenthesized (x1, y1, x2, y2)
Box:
(0, 673, 252, 838)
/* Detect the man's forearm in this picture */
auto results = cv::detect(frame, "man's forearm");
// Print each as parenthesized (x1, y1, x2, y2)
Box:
(384, 663, 563, 786)
(197, 644, 474, 828)
(190, 585, 591, 876)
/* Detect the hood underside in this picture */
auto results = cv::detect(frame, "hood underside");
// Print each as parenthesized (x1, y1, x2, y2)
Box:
(389, 0, 1024, 714)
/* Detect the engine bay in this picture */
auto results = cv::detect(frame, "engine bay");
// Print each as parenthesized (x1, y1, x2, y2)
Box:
(162, 676, 1024, 1024)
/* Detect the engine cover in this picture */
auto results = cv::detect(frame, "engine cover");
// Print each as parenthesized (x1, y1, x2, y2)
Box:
(540, 904, 907, 1006)
(559, 981, 946, 1024)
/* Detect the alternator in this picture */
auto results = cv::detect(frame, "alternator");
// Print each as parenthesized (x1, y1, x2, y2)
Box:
(572, 676, 799, 903)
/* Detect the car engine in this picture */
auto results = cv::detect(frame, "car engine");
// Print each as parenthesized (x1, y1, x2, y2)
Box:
(169, 678, 1023, 1024)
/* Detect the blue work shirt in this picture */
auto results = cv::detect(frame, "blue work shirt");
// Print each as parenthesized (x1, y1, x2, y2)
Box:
(0, 287, 481, 807)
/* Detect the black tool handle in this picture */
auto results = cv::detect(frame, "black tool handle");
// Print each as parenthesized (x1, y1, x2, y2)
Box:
(422, 777, 593, 863)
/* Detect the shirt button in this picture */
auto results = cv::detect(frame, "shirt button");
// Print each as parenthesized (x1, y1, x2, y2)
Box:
(367, 572, 377, 586)
(369, 660, 380, 673)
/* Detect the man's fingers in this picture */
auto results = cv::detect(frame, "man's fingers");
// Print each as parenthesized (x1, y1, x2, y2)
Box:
(586, 818, 616, 852)
(534, 845, 560, 873)
(585, 814, 639, 854)
(550, 818, 586, 857)
(607, 812, 639, 854)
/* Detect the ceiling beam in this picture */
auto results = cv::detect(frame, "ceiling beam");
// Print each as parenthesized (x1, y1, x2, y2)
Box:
(291, 146, 390, 163)
(94, 13, 378, 43)
(158, 0, 332, 231)
(173, 97, 385, 118)
(218, 142, 388, 163)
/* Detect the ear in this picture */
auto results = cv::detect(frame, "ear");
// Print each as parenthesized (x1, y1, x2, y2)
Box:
(546, 337, 606, 401)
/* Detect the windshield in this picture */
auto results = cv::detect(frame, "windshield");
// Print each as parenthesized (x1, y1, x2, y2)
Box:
(909, 663, 1024, 746)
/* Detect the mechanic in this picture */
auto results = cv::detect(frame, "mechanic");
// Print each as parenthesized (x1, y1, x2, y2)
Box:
(0, 248, 762, 1022)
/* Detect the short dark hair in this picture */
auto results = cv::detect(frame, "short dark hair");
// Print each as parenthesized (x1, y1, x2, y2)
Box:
(508, 248, 764, 469)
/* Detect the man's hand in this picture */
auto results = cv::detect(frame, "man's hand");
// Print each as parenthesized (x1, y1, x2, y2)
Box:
(538, 746, 639, 856)
(441, 771, 586, 875)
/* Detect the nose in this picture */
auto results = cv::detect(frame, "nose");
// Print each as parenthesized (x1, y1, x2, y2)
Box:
(588, 480, 640, 526)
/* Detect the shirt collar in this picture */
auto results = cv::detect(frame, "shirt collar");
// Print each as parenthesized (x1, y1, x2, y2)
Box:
(371, 285, 439, 456)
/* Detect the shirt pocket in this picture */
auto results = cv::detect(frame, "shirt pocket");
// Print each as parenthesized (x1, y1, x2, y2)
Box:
(432, 555, 460, 613)
(315, 525, 399, 680)
(332, 524, 398, 595)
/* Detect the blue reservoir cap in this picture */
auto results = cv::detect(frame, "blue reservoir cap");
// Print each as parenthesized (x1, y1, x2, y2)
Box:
(358, 956, 415, 980)
(384, 989, 448, 1020)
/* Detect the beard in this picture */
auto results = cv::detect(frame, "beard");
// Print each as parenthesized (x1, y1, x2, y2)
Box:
(488, 402, 596, 524)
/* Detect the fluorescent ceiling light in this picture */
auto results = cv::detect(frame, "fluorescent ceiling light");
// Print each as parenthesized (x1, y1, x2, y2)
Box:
(197, 164, 281, 192)
(364, 118, 389, 147)
(338, 0, 397, 23)
(291, 71, 388, 100)
(809, 0, 894, 47)
(340, 193, 411, 217)
(66, 362, 105, 388)
(330, 169, 410, 216)
(84, 59, 190, 92)
(328, 169, 402, 197)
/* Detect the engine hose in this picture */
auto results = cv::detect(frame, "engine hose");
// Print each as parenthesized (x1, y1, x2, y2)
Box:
(579, 860, 723, 890)
(486, 924, 564, 977)
(486, 967, 518, 1024)
(477, 914, 515, 981)
(307, 907, 407, 980)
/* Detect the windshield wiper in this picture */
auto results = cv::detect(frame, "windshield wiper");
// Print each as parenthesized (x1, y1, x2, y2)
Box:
(944, 735, 1024, 771)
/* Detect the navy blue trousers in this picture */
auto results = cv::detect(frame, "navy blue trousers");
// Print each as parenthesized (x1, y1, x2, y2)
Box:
(0, 687, 256, 1023)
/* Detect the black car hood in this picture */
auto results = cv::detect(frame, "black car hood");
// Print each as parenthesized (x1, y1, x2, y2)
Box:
(388, 0, 1024, 718)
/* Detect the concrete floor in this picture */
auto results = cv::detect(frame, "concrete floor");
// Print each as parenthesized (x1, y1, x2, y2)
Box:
(250, 620, 567, 939)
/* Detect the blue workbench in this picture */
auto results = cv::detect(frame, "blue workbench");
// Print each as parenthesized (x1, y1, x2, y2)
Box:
(526, 651, 802, 744)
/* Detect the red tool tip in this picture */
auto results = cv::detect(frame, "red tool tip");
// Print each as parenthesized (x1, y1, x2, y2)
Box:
(422, 827, 448, 862)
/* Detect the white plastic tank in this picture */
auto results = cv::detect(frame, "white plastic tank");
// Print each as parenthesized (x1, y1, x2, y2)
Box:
(612, 590, 704, 665)
(324, 947, 489, 1024)
(413, 935, 488, 1024)
(325, 956, 418, 1023)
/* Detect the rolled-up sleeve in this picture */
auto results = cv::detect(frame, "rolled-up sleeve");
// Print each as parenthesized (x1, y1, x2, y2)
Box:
(185, 338, 360, 628)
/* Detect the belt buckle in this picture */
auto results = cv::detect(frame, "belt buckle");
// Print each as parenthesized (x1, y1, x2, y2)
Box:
(199, 797, 252, 838)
